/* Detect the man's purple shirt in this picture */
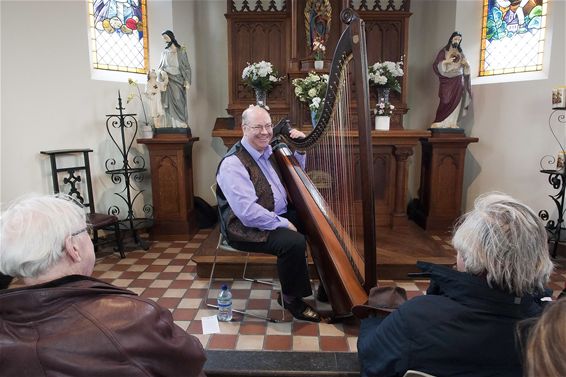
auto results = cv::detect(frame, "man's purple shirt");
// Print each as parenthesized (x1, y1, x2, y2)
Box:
(217, 139, 305, 231)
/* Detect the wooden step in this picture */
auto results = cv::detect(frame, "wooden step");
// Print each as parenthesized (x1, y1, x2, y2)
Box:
(193, 223, 455, 281)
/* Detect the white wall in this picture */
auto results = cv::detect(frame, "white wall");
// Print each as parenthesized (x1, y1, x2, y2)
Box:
(406, 0, 566, 217)
(1, 0, 565, 222)
(0, 0, 228, 211)
(457, 0, 566, 214)
(169, 0, 228, 205)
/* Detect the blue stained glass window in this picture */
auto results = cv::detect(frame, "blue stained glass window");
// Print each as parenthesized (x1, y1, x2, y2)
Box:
(480, 0, 548, 76)
(88, 0, 149, 74)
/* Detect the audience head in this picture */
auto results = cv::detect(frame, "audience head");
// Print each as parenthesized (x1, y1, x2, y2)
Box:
(452, 192, 553, 297)
(525, 299, 566, 377)
(241, 104, 273, 152)
(0, 194, 94, 285)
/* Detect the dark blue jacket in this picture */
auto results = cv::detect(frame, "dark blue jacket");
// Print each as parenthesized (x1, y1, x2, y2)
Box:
(357, 262, 549, 377)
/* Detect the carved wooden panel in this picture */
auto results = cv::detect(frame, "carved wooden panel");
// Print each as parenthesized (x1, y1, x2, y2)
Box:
(411, 132, 479, 231)
(232, 20, 288, 104)
(157, 156, 181, 216)
(137, 136, 199, 240)
(224, 1, 411, 129)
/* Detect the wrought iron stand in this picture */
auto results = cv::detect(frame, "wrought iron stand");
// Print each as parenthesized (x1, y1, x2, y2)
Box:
(105, 93, 153, 250)
(538, 109, 566, 258)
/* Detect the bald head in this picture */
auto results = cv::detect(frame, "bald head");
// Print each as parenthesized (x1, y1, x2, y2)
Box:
(241, 105, 273, 152)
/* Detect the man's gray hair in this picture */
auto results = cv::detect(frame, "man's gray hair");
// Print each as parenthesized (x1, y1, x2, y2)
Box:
(452, 192, 553, 297)
(0, 194, 86, 278)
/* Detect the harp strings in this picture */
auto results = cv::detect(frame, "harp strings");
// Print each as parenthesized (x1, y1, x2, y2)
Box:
(306, 58, 365, 283)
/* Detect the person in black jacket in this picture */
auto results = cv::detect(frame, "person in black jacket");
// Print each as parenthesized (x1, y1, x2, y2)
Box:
(0, 272, 12, 289)
(356, 192, 554, 377)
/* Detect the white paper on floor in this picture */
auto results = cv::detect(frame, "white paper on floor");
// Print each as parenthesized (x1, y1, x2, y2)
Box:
(202, 315, 221, 334)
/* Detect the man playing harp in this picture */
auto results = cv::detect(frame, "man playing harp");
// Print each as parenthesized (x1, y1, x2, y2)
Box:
(272, 8, 376, 319)
(216, 105, 321, 322)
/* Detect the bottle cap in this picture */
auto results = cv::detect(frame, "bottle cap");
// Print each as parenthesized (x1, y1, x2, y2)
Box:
(221, 284, 228, 290)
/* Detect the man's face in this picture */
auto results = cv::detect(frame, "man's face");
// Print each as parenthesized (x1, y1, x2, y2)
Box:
(242, 108, 273, 152)
(451, 35, 462, 48)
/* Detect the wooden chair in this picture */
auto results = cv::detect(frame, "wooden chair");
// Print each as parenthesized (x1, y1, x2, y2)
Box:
(206, 184, 286, 322)
(40, 149, 125, 258)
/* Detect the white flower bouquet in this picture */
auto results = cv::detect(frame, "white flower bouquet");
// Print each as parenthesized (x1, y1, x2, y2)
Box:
(242, 61, 284, 92)
(312, 37, 326, 60)
(368, 61, 404, 93)
(127, 78, 149, 128)
(292, 72, 329, 113)
(374, 100, 395, 117)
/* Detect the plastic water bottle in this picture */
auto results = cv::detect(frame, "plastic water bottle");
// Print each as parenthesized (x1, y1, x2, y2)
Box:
(217, 284, 233, 321)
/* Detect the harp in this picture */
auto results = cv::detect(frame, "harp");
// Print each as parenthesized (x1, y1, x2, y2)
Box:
(272, 9, 376, 317)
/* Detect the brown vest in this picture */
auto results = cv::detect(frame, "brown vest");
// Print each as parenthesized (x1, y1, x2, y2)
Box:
(216, 141, 279, 243)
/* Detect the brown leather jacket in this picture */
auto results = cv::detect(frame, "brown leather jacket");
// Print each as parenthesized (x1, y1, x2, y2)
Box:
(0, 275, 207, 377)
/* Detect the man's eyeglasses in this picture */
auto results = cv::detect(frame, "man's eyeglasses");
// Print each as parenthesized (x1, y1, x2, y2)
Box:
(71, 227, 89, 237)
(246, 123, 273, 132)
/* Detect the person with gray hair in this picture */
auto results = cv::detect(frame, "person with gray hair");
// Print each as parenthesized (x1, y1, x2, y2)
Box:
(524, 298, 566, 377)
(356, 192, 554, 377)
(0, 194, 207, 376)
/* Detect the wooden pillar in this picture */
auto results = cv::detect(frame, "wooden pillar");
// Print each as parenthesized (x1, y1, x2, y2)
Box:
(138, 134, 200, 240)
(410, 129, 479, 231)
(391, 146, 413, 228)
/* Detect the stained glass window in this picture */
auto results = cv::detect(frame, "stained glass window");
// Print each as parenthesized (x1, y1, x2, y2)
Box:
(480, 0, 548, 77)
(88, 0, 149, 74)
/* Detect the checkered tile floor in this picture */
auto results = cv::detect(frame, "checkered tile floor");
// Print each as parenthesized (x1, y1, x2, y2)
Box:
(88, 228, 566, 353)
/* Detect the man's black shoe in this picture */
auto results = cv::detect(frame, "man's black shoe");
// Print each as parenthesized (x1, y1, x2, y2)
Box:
(277, 294, 321, 322)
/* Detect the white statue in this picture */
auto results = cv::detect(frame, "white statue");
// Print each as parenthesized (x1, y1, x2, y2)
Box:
(145, 69, 168, 129)
(157, 30, 191, 129)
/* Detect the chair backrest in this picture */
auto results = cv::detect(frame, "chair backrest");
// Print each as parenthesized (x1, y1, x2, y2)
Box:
(403, 370, 437, 377)
(40, 149, 96, 214)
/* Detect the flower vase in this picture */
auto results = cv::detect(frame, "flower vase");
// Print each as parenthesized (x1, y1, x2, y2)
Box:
(375, 116, 390, 131)
(314, 60, 324, 70)
(310, 110, 318, 128)
(254, 87, 267, 107)
(141, 124, 154, 138)
(375, 86, 390, 103)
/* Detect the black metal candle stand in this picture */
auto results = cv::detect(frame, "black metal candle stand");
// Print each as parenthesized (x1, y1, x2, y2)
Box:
(105, 92, 153, 250)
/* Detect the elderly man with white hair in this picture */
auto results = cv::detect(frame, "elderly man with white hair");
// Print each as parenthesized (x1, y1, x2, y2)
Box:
(356, 192, 554, 377)
(0, 194, 207, 376)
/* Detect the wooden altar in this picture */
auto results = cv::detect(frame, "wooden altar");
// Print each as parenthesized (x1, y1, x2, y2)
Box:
(224, 0, 411, 130)
(217, 0, 418, 227)
(200, 1, 460, 280)
(212, 117, 429, 228)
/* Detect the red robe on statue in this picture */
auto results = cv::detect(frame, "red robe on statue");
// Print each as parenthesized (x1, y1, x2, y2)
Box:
(432, 48, 472, 124)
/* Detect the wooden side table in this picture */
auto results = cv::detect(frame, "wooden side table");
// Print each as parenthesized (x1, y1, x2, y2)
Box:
(138, 134, 199, 241)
